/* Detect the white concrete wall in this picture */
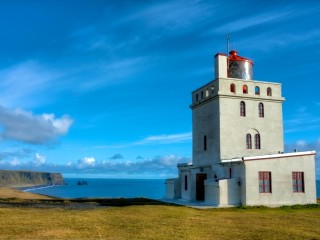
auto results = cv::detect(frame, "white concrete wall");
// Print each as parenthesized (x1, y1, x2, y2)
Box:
(205, 179, 219, 205)
(244, 154, 316, 206)
(192, 97, 221, 166)
(180, 170, 191, 200)
(218, 78, 284, 159)
(204, 178, 241, 206)
(165, 178, 181, 199)
(218, 178, 241, 206)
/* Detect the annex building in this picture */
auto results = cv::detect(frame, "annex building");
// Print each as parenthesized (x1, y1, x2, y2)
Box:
(165, 50, 317, 206)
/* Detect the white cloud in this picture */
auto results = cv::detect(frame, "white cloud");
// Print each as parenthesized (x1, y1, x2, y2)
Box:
(77, 157, 96, 169)
(0, 154, 190, 177)
(34, 153, 46, 165)
(0, 105, 73, 144)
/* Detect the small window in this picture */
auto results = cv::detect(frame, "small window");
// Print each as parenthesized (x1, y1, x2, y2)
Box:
(205, 89, 209, 97)
(230, 84, 236, 93)
(255, 134, 261, 149)
(243, 85, 248, 94)
(211, 86, 214, 94)
(204, 135, 207, 151)
(259, 103, 264, 118)
(240, 101, 246, 117)
(196, 94, 199, 102)
(255, 86, 260, 95)
(292, 172, 304, 192)
(184, 175, 188, 191)
(259, 171, 272, 193)
(201, 91, 204, 100)
(246, 134, 252, 149)
(267, 87, 272, 96)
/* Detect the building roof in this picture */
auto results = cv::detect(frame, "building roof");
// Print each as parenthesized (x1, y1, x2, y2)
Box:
(221, 151, 316, 164)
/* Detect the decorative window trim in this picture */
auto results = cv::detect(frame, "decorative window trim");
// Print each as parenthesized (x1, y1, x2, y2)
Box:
(246, 134, 252, 149)
(267, 87, 272, 96)
(259, 171, 272, 193)
(259, 102, 264, 118)
(240, 101, 246, 117)
(255, 134, 261, 149)
(230, 84, 236, 93)
(243, 85, 248, 94)
(292, 172, 304, 193)
(255, 86, 260, 95)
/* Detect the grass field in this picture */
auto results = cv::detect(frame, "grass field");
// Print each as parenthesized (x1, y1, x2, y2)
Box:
(0, 201, 319, 240)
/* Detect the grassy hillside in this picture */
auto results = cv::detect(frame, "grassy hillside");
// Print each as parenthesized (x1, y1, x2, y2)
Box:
(0, 187, 53, 200)
(0, 203, 319, 239)
(0, 170, 65, 187)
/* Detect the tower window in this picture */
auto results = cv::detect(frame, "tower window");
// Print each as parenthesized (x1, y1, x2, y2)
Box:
(230, 84, 236, 93)
(255, 86, 260, 95)
(255, 134, 261, 149)
(292, 172, 304, 192)
(246, 134, 252, 149)
(196, 94, 199, 102)
(243, 85, 248, 94)
(267, 87, 272, 96)
(184, 175, 188, 191)
(259, 102, 264, 118)
(205, 89, 209, 97)
(259, 171, 272, 193)
(204, 135, 207, 151)
(240, 101, 246, 116)
(211, 86, 214, 94)
(201, 91, 204, 99)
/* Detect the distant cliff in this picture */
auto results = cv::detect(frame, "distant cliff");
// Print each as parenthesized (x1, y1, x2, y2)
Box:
(0, 170, 66, 187)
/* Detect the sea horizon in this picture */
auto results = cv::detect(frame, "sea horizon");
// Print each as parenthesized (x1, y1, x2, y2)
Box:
(21, 178, 320, 199)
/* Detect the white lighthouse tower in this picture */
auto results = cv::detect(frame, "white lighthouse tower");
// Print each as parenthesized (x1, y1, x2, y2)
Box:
(165, 50, 316, 207)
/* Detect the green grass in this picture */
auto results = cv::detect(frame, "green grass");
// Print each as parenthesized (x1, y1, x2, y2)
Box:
(0, 200, 319, 240)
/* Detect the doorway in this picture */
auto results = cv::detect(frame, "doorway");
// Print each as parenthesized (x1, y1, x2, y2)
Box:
(196, 173, 207, 201)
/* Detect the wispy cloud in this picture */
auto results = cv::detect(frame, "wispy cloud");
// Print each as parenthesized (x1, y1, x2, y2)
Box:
(0, 61, 62, 108)
(213, 10, 291, 34)
(95, 132, 192, 149)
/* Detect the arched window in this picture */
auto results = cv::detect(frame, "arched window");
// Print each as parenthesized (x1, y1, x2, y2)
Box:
(246, 134, 252, 149)
(240, 101, 246, 116)
(255, 134, 261, 149)
(255, 86, 260, 95)
(267, 87, 272, 96)
(230, 84, 236, 93)
(184, 175, 188, 190)
(204, 135, 207, 151)
(243, 85, 248, 94)
(259, 103, 264, 117)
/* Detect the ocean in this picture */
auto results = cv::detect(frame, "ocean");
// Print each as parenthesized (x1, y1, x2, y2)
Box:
(22, 178, 320, 199)
(22, 178, 166, 199)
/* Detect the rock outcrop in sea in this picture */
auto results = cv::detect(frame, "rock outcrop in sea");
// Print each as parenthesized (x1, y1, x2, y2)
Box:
(0, 170, 66, 187)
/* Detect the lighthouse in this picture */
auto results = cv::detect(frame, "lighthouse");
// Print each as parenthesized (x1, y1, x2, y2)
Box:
(165, 49, 316, 207)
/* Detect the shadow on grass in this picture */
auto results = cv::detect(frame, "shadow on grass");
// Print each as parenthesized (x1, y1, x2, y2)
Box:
(0, 197, 180, 208)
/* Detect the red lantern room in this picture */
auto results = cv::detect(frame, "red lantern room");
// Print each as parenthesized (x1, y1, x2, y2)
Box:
(228, 50, 254, 80)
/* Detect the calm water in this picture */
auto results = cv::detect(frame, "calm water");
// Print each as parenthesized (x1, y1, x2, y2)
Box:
(22, 178, 320, 199)
(23, 178, 166, 199)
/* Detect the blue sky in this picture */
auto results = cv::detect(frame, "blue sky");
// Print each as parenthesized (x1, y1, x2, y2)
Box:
(0, 0, 319, 178)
